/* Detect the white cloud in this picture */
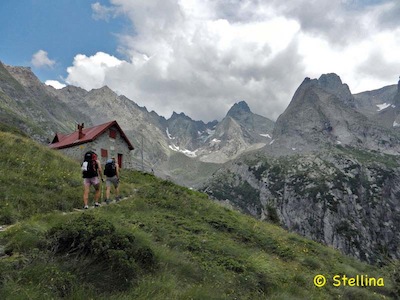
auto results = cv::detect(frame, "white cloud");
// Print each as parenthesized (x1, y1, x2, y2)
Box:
(45, 80, 66, 89)
(91, 2, 119, 21)
(65, 52, 123, 90)
(61, 0, 400, 121)
(31, 50, 56, 68)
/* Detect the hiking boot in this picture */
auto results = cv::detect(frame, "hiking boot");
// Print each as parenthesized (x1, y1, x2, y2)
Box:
(105, 198, 111, 204)
(84, 205, 89, 209)
(115, 196, 121, 202)
(94, 202, 101, 207)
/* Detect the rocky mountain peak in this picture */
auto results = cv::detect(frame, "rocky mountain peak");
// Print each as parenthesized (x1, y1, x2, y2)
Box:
(227, 101, 251, 117)
(91, 85, 115, 95)
(318, 73, 354, 107)
(287, 74, 354, 109)
(170, 111, 191, 121)
(271, 73, 400, 155)
(86, 86, 119, 106)
(62, 85, 87, 93)
(318, 73, 343, 89)
(4, 64, 43, 88)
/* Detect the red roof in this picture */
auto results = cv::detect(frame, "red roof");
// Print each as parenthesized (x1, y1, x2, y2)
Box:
(49, 120, 134, 150)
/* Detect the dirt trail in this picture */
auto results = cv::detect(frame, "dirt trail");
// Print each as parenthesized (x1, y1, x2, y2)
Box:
(0, 192, 137, 232)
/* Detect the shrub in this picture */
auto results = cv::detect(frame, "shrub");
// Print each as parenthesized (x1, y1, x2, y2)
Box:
(46, 214, 157, 292)
(266, 205, 280, 224)
(0, 203, 19, 225)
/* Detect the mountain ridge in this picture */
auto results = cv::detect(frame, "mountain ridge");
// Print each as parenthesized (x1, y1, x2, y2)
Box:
(0, 60, 276, 185)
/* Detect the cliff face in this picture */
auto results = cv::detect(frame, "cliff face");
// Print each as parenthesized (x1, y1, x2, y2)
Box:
(268, 74, 400, 156)
(204, 149, 400, 264)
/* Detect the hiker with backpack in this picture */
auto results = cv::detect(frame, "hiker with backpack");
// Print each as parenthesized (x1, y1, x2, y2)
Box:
(81, 151, 104, 209)
(104, 157, 121, 204)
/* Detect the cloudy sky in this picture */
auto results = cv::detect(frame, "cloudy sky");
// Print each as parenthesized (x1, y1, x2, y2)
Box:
(1, 0, 400, 122)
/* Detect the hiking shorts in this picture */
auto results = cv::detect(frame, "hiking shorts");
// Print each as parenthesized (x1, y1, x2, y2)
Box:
(83, 177, 100, 189)
(106, 176, 119, 188)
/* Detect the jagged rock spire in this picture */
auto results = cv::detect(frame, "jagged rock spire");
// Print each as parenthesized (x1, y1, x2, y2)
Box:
(227, 101, 251, 117)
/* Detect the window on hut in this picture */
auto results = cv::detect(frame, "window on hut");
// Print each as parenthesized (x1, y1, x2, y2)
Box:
(109, 129, 117, 139)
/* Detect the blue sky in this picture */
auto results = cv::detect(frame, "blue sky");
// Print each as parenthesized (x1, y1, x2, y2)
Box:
(0, 0, 129, 83)
(1, 0, 400, 122)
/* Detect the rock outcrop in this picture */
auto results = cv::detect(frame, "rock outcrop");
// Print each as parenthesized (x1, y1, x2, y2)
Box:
(268, 74, 400, 156)
(204, 149, 400, 264)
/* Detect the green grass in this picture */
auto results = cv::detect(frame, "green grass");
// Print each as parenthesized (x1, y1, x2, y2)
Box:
(0, 89, 50, 139)
(0, 121, 28, 138)
(0, 131, 137, 223)
(0, 131, 398, 299)
(335, 145, 400, 168)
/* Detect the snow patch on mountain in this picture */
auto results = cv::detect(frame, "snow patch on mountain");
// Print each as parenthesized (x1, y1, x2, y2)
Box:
(169, 144, 197, 157)
(259, 133, 272, 139)
(166, 128, 175, 140)
(376, 103, 391, 111)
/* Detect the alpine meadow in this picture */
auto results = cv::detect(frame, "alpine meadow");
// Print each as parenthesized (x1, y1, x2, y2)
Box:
(0, 127, 399, 299)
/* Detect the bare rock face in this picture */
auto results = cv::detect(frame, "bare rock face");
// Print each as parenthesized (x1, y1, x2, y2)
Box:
(204, 150, 400, 264)
(269, 74, 400, 156)
(318, 73, 355, 107)
(0, 62, 88, 141)
(354, 78, 400, 132)
(226, 101, 275, 141)
(354, 85, 397, 117)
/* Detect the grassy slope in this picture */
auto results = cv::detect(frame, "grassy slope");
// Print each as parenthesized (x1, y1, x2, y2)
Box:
(0, 131, 398, 299)
(0, 131, 80, 223)
(0, 91, 47, 138)
(0, 130, 139, 223)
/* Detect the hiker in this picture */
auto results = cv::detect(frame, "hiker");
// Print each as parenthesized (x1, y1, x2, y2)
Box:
(81, 151, 104, 209)
(104, 157, 121, 203)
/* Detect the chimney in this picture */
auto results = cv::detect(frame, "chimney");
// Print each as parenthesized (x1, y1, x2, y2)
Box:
(78, 123, 85, 139)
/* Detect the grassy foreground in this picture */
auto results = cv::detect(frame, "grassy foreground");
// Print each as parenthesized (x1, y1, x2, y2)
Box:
(0, 130, 399, 299)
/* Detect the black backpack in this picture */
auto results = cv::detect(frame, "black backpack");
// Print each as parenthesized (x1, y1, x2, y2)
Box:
(104, 160, 116, 177)
(82, 151, 98, 178)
